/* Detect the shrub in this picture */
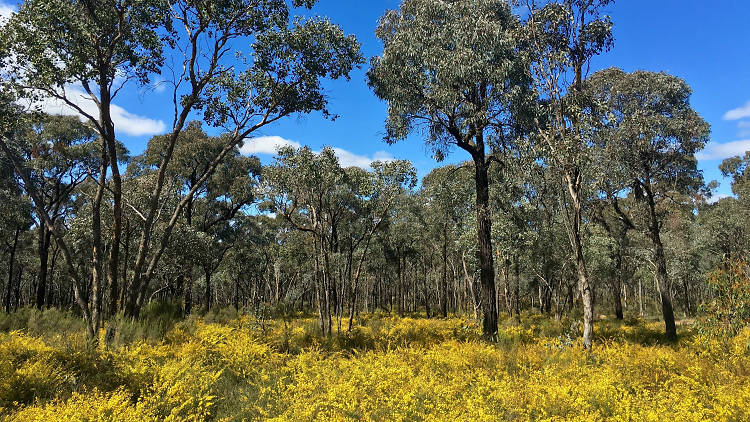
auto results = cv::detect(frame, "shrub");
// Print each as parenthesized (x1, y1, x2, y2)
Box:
(698, 259, 750, 339)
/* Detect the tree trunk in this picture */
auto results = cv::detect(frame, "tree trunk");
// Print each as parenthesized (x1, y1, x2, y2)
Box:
(184, 274, 194, 317)
(514, 255, 521, 322)
(613, 242, 624, 320)
(564, 171, 594, 349)
(645, 186, 677, 340)
(474, 159, 498, 340)
(441, 224, 448, 318)
(5, 228, 20, 314)
(204, 267, 212, 312)
(35, 226, 52, 309)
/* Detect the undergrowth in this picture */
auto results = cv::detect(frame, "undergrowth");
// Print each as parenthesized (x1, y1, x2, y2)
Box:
(1, 307, 748, 421)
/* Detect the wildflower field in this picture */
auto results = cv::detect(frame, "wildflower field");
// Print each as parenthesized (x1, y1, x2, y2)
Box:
(1, 308, 749, 421)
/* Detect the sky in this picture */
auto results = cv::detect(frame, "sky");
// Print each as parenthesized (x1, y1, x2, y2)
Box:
(1, 0, 749, 199)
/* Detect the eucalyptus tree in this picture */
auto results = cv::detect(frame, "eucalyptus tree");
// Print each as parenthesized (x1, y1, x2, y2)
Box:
(345, 160, 417, 330)
(121, 1, 362, 318)
(264, 146, 347, 335)
(0, 109, 103, 335)
(420, 164, 474, 317)
(1, 0, 170, 316)
(368, 0, 533, 339)
(24, 116, 100, 310)
(587, 68, 710, 339)
(133, 121, 261, 313)
(1, 0, 362, 324)
(589, 194, 634, 319)
(0, 108, 32, 314)
(521, 0, 613, 348)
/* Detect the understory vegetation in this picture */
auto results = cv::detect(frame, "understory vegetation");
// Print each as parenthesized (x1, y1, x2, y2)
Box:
(1, 308, 749, 421)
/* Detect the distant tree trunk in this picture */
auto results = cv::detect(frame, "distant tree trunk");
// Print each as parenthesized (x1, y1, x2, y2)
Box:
(5, 228, 20, 313)
(441, 224, 448, 318)
(234, 276, 240, 311)
(347, 235, 373, 332)
(35, 226, 52, 310)
(639, 278, 644, 316)
(462, 252, 479, 320)
(184, 274, 194, 317)
(502, 258, 511, 316)
(644, 184, 677, 340)
(514, 255, 521, 322)
(423, 259, 431, 318)
(204, 266, 212, 312)
(613, 246, 624, 320)
(14, 267, 23, 312)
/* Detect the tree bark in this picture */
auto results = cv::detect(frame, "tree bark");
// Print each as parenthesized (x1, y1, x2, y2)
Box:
(474, 158, 498, 340)
(644, 184, 677, 340)
(563, 170, 594, 348)
(35, 226, 51, 310)
(5, 229, 20, 313)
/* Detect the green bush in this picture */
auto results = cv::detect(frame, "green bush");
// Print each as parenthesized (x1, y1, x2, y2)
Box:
(698, 259, 750, 339)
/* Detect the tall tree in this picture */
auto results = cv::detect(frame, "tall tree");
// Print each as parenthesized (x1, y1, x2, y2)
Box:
(587, 67, 710, 339)
(368, 0, 532, 340)
(522, 0, 614, 348)
(120, 0, 362, 318)
(2, 0, 169, 322)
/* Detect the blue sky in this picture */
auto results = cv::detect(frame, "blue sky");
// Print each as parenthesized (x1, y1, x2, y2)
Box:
(2, 0, 749, 198)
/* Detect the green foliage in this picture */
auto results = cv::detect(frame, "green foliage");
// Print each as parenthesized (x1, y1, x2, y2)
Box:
(698, 260, 750, 339)
(368, 0, 531, 155)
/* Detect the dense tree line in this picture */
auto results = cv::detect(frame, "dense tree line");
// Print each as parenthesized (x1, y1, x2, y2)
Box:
(0, 0, 747, 346)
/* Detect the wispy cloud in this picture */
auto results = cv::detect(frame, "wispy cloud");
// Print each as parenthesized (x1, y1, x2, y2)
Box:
(32, 86, 167, 137)
(331, 148, 395, 168)
(241, 136, 396, 169)
(723, 101, 750, 121)
(696, 139, 750, 161)
(241, 136, 301, 155)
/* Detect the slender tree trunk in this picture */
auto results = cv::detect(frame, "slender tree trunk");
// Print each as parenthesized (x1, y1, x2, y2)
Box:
(441, 224, 448, 318)
(514, 255, 521, 322)
(35, 227, 51, 310)
(462, 252, 479, 320)
(645, 186, 677, 339)
(89, 142, 109, 336)
(112, 218, 129, 315)
(348, 235, 373, 332)
(613, 247, 624, 320)
(204, 266, 212, 312)
(5, 229, 20, 314)
(564, 171, 594, 349)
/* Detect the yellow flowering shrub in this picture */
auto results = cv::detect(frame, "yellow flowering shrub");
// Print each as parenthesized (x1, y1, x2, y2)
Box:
(1, 314, 749, 421)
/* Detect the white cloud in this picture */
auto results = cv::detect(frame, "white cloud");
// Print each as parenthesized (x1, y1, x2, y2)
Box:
(707, 193, 731, 204)
(696, 140, 750, 161)
(241, 136, 396, 169)
(32, 85, 167, 137)
(723, 101, 750, 121)
(241, 136, 301, 155)
(331, 147, 395, 169)
(0, 2, 14, 24)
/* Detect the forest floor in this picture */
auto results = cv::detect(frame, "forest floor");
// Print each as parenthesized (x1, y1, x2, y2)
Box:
(1, 306, 749, 421)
